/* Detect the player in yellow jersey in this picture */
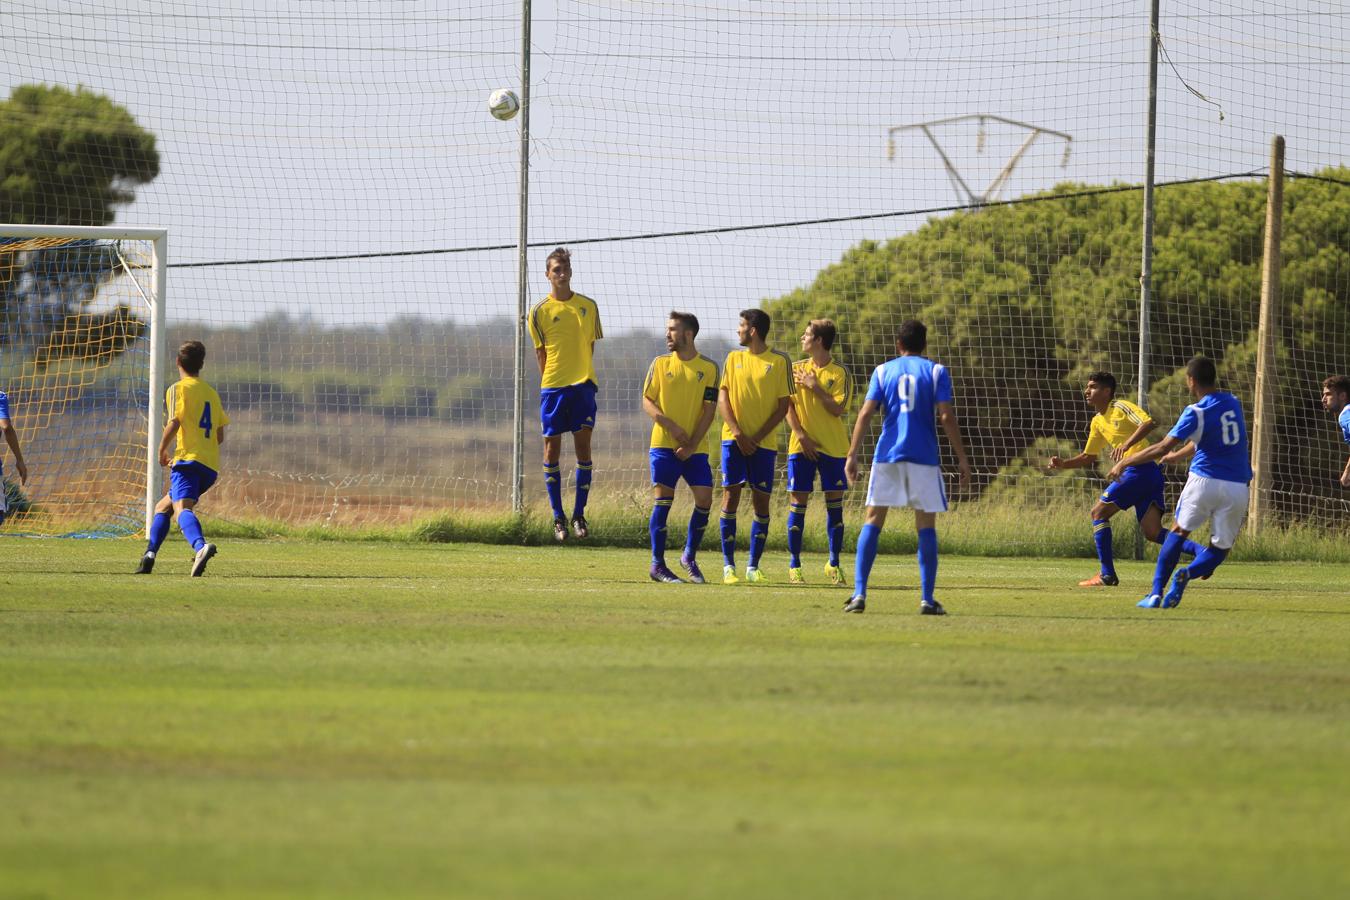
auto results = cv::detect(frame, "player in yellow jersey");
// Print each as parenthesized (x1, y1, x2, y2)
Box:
(642, 312, 720, 584)
(718, 309, 794, 584)
(136, 341, 230, 577)
(1047, 371, 1199, 586)
(527, 247, 603, 543)
(784, 319, 852, 586)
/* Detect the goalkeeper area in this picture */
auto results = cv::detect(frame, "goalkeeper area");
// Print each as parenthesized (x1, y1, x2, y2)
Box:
(2, 540, 1348, 899)
(3, 1, 1349, 545)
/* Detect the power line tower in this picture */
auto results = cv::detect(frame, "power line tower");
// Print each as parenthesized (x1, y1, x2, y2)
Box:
(887, 114, 1073, 206)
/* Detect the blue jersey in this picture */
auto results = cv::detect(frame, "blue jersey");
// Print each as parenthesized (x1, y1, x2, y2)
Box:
(865, 355, 952, 466)
(0, 390, 10, 422)
(1168, 391, 1252, 484)
(1340, 404, 1350, 446)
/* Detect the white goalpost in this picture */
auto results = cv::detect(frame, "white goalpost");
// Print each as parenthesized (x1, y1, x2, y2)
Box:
(0, 224, 167, 537)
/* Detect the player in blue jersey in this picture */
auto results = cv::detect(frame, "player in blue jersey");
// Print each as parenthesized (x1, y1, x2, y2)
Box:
(0, 390, 31, 526)
(1109, 356, 1252, 609)
(1321, 375, 1350, 488)
(842, 320, 971, 614)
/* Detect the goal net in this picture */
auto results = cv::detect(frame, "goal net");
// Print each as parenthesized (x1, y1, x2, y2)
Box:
(2, 1, 1346, 545)
(0, 227, 166, 536)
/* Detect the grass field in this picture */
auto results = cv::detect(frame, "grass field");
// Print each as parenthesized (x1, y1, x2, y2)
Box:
(2, 539, 1348, 899)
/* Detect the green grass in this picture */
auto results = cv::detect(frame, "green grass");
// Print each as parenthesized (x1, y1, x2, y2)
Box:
(2, 539, 1348, 899)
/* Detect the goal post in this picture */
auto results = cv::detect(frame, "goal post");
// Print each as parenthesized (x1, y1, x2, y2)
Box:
(0, 224, 167, 537)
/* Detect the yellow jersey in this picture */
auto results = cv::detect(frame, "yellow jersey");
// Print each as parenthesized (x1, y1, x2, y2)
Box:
(788, 357, 853, 458)
(1084, 397, 1153, 460)
(643, 352, 721, 451)
(167, 376, 229, 472)
(527, 292, 603, 389)
(720, 348, 795, 444)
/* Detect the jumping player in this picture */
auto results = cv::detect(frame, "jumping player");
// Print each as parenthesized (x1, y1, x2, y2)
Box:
(527, 247, 603, 542)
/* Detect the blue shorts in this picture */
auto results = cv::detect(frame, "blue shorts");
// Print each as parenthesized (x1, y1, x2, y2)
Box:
(539, 381, 598, 436)
(1101, 461, 1165, 521)
(721, 441, 777, 493)
(787, 452, 849, 493)
(650, 449, 714, 489)
(169, 461, 219, 502)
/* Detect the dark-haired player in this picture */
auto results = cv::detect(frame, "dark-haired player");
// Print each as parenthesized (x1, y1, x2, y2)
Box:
(136, 340, 229, 576)
(1111, 356, 1251, 609)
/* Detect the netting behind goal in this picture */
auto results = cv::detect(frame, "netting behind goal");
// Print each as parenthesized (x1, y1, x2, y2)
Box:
(1, 1, 1346, 541)
(0, 234, 159, 535)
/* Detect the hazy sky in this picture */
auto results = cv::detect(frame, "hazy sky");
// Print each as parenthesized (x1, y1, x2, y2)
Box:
(3, 0, 1347, 330)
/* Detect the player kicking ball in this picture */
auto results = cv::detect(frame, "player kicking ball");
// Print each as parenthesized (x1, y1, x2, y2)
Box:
(1046, 371, 1200, 587)
(1109, 356, 1251, 609)
(136, 341, 230, 577)
(843, 320, 970, 614)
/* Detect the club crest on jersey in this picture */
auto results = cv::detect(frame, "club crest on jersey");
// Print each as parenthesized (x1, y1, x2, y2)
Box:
(696, 372, 704, 381)
(580, 308, 587, 317)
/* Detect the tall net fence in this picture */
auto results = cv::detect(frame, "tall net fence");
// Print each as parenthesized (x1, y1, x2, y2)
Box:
(1, 1, 1346, 539)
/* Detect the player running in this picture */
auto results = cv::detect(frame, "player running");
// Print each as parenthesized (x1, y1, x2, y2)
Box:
(137, 341, 230, 576)
(1110, 356, 1252, 609)
(1321, 375, 1350, 487)
(843, 319, 971, 614)
(718, 309, 794, 584)
(527, 247, 603, 543)
(0, 388, 30, 527)
(784, 319, 852, 586)
(1046, 371, 1200, 587)
(642, 312, 720, 584)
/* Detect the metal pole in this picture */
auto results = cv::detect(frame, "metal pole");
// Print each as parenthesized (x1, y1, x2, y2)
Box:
(511, 0, 532, 514)
(146, 233, 167, 536)
(1135, 0, 1161, 560)
(1248, 135, 1285, 534)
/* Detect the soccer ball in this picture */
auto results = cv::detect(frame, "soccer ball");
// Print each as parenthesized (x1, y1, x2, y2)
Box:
(488, 88, 520, 121)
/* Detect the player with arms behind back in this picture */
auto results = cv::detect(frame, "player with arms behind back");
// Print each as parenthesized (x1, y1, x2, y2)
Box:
(1321, 375, 1350, 488)
(137, 340, 230, 576)
(843, 320, 971, 614)
(1046, 371, 1200, 587)
(1110, 356, 1251, 609)
(784, 319, 852, 586)
(641, 312, 720, 583)
(718, 309, 794, 584)
(528, 247, 603, 543)
(0, 388, 30, 527)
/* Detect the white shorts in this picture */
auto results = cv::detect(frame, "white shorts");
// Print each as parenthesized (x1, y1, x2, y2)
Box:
(1174, 473, 1249, 550)
(866, 461, 948, 513)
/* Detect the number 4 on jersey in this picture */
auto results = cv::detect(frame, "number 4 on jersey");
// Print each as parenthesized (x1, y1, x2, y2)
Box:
(199, 402, 213, 439)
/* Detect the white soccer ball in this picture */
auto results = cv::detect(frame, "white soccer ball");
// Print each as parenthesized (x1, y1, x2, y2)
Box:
(488, 88, 520, 121)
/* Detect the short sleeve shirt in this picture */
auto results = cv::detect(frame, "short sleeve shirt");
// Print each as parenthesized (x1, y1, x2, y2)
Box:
(643, 352, 721, 452)
(720, 348, 795, 445)
(788, 358, 852, 458)
(1168, 391, 1252, 484)
(167, 377, 230, 472)
(1340, 404, 1350, 446)
(1083, 398, 1153, 459)
(527, 292, 603, 389)
(866, 355, 952, 466)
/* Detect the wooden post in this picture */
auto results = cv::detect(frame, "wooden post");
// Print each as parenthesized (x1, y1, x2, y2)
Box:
(1248, 135, 1285, 534)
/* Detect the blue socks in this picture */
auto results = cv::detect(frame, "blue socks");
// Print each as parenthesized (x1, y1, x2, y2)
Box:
(146, 511, 172, 555)
(825, 499, 845, 567)
(917, 527, 938, 603)
(853, 523, 881, 598)
(720, 510, 737, 567)
(177, 509, 206, 552)
(573, 460, 593, 519)
(1186, 545, 1229, 580)
(1092, 519, 1115, 578)
(685, 506, 710, 561)
(650, 497, 672, 566)
(543, 464, 564, 518)
(1150, 531, 1204, 557)
(1151, 530, 1188, 596)
(786, 502, 807, 567)
(749, 513, 770, 569)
